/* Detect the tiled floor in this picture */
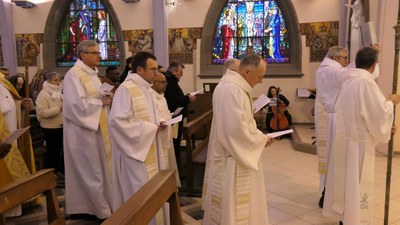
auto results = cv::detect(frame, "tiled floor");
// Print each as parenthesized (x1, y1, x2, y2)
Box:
(4, 125, 400, 225)
(263, 125, 400, 225)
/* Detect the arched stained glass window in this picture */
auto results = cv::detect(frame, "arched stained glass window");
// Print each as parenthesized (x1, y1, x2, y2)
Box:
(56, 0, 120, 67)
(212, 0, 289, 64)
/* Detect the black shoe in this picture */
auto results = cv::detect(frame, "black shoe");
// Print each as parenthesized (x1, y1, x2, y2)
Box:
(319, 188, 325, 208)
(68, 213, 98, 220)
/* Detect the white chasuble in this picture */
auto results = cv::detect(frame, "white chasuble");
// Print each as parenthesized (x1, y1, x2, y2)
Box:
(63, 59, 112, 219)
(108, 73, 167, 225)
(323, 68, 393, 225)
(202, 70, 270, 225)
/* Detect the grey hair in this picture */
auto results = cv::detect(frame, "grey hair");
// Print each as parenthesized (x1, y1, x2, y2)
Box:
(77, 40, 98, 60)
(326, 46, 347, 59)
(223, 58, 240, 74)
(167, 60, 185, 72)
(45, 72, 61, 81)
(239, 54, 264, 70)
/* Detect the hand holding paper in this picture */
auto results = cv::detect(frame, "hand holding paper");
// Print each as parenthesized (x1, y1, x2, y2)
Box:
(266, 129, 293, 139)
(165, 115, 183, 125)
(190, 88, 204, 96)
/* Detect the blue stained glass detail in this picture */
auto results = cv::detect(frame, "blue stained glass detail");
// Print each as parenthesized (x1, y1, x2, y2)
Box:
(56, 0, 120, 67)
(212, 0, 290, 64)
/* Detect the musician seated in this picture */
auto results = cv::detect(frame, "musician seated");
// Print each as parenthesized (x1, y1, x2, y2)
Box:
(265, 86, 292, 133)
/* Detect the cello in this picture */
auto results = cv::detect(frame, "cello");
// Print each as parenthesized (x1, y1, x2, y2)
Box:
(269, 87, 289, 131)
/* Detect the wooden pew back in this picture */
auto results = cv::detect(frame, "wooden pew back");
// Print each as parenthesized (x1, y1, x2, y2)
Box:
(103, 170, 183, 225)
(0, 169, 65, 225)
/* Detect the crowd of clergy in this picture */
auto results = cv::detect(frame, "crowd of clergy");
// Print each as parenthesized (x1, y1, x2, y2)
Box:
(1, 39, 399, 225)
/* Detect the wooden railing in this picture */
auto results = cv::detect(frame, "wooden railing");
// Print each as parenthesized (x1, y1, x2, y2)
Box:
(103, 170, 183, 225)
(182, 109, 213, 195)
(0, 169, 65, 225)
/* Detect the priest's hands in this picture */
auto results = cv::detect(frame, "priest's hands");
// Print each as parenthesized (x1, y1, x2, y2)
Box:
(22, 98, 33, 110)
(102, 95, 113, 106)
(265, 137, 274, 147)
(372, 43, 381, 53)
(388, 94, 400, 105)
(158, 121, 167, 131)
(0, 142, 11, 159)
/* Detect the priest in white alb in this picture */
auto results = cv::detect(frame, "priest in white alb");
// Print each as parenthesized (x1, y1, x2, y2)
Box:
(63, 40, 113, 220)
(202, 54, 273, 225)
(151, 72, 180, 187)
(322, 47, 400, 225)
(108, 52, 169, 225)
(315, 46, 349, 207)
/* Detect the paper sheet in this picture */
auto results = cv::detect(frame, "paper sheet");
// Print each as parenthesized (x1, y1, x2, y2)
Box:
(190, 88, 204, 96)
(172, 107, 184, 117)
(165, 115, 182, 125)
(267, 129, 293, 139)
(253, 94, 271, 113)
(4, 126, 30, 144)
(100, 82, 114, 95)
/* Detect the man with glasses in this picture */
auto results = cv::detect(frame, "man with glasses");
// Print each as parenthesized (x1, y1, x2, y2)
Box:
(108, 52, 169, 224)
(315, 46, 350, 209)
(63, 40, 112, 222)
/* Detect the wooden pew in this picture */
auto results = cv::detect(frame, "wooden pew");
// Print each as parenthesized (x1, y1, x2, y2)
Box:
(103, 170, 183, 225)
(182, 109, 213, 195)
(0, 169, 65, 225)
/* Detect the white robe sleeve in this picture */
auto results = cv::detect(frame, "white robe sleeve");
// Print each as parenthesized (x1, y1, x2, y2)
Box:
(108, 85, 158, 162)
(63, 70, 103, 131)
(359, 79, 394, 142)
(215, 86, 269, 171)
(0, 84, 13, 114)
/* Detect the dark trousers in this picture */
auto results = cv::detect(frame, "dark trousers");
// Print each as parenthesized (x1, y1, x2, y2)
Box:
(42, 127, 64, 173)
(173, 120, 183, 165)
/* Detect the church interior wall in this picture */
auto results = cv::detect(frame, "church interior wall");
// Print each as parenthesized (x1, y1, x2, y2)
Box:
(4, 0, 400, 149)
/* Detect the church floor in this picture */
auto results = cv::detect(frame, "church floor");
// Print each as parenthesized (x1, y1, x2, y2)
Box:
(4, 125, 400, 225)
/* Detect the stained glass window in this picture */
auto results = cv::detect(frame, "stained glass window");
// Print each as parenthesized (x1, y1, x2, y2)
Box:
(212, 0, 289, 64)
(56, 0, 120, 67)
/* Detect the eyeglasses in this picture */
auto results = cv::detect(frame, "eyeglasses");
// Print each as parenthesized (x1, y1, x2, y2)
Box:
(146, 68, 159, 73)
(85, 51, 101, 55)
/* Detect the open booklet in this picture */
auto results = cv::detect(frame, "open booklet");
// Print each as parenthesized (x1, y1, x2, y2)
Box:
(172, 107, 184, 117)
(266, 129, 293, 139)
(253, 94, 271, 113)
(3, 126, 30, 144)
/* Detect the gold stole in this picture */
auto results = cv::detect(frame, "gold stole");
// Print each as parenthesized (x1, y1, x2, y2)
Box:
(125, 81, 162, 225)
(235, 93, 253, 225)
(124, 80, 159, 179)
(72, 66, 112, 182)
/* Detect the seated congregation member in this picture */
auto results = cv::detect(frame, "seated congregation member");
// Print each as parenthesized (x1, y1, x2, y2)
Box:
(202, 55, 274, 225)
(63, 40, 112, 221)
(35, 72, 64, 177)
(108, 52, 170, 224)
(265, 85, 292, 133)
